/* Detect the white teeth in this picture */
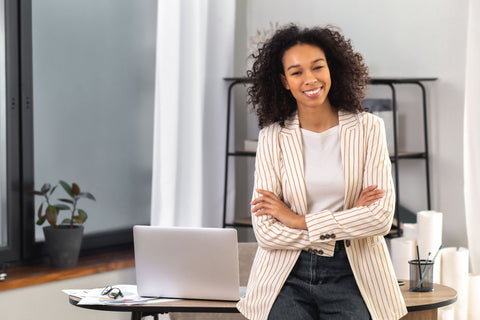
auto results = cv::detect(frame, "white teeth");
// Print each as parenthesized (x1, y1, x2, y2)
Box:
(304, 88, 321, 95)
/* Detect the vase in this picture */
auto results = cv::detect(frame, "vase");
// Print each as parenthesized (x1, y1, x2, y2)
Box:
(43, 225, 84, 268)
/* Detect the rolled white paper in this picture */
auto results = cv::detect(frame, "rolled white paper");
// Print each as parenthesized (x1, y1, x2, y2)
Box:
(390, 237, 416, 280)
(469, 273, 480, 320)
(438, 306, 454, 320)
(402, 223, 417, 241)
(416, 210, 443, 282)
(440, 247, 469, 320)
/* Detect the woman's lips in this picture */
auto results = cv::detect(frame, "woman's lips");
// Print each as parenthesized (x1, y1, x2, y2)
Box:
(303, 87, 322, 97)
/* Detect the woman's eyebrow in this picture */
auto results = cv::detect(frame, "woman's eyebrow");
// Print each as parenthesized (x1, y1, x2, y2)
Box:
(286, 58, 326, 71)
(286, 64, 300, 71)
(312, 58, 325, 64)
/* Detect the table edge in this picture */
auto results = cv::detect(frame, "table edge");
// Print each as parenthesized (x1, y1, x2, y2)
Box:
(401, 281, 458, 311)
(70, 280, 458, 314)
(406, 294, 457, 312)
(69, 296, 239, 314)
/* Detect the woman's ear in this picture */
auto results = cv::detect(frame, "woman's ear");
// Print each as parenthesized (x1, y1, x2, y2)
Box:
(280, 74, 290, 90)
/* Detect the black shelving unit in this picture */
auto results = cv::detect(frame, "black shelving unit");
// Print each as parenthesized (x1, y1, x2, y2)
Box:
(222, 77, 437, 237)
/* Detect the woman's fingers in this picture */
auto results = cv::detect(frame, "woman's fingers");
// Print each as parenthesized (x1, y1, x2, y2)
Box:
(250, 189, 283, 216)
(251, 189, 278, 209)
(354, 185, 385, 207)
(363, 189, 384, 199)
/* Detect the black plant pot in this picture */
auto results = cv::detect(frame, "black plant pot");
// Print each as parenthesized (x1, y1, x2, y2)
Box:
(43, 225, 84, 268)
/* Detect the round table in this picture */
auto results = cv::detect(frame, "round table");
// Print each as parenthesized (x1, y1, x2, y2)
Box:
(399, 282, 457, 319)
(69, 282, 457, 320)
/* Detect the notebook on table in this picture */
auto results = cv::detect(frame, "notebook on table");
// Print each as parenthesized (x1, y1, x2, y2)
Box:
(133, 225, 240, 301)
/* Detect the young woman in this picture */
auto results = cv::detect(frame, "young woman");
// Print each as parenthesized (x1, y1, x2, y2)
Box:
(236, 25, 407, 320)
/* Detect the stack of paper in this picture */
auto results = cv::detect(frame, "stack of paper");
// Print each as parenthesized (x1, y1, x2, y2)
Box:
(63, 284, 177, 305)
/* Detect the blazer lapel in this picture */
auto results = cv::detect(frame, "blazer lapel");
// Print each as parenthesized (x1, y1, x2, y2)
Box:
(338, 111, 364, 209)
(280, 115, 308, 215)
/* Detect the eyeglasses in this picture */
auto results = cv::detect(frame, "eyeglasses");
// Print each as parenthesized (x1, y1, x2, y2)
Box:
(0, 263, 7, 281)
(101, 285, 124, 299)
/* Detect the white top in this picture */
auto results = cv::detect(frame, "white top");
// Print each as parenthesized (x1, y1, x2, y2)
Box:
(301, 125, 345, 213)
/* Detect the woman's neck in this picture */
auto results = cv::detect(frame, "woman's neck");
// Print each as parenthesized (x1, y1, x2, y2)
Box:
(298, 103, 339, 133)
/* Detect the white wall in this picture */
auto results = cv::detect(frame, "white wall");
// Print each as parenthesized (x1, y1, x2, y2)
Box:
(238, 0, 469, 248)
(0, 268, 169, 320)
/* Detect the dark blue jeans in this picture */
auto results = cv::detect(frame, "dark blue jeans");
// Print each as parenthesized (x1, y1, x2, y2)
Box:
(268, 241, 371, 320)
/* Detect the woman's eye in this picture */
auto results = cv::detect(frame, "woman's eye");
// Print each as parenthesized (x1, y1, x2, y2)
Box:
(291, 71, 301, 76)
(314, 66, 324, 70)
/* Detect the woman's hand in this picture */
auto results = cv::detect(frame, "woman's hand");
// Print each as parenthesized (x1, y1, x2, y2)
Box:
(354, 185, 384, 207)
(251, 189, 307, 230)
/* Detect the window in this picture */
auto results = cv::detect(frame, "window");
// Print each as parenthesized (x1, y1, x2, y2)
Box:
(0, 0, 157, 265)
(0, 0, 8, 249)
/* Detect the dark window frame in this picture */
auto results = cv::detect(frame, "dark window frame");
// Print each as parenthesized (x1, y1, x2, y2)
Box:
(1, 0, 22, 264)
(0, 0, 134, 267)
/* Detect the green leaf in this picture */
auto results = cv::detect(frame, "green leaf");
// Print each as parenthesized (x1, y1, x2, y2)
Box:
(72, 183, 80, 196)
(36, 216, 46, 225)
(59, 180, 74, 198)
(73, 216, 83, 223)
(59, 198, 74, 204)
(40, 183, 51, 194)
(77, 209, 88, 222)
(85, 192, 96, 201)
(37, 202, 44, 219)
(54, 204, 70, 211)
(79, 192, 96, 201)
(49, 185, 58, 196)
(45, 205, 58, 227)
(61, 218, 71, 224)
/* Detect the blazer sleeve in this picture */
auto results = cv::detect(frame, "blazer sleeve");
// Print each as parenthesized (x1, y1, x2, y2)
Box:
(305, 114, 396, 243)
(251, 125, 312, 250)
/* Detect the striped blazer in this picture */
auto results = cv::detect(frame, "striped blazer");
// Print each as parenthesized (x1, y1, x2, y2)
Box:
(237, 111, 407, 320)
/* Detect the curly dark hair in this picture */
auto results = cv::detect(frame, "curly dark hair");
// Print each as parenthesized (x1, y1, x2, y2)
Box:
(247, 24, 369, 128)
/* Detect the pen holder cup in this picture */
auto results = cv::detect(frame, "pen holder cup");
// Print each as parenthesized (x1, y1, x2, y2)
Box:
(408, 259, 434, 292)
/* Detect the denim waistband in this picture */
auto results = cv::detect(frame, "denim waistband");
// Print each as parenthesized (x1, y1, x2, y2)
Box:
(335, 240, 345, 252)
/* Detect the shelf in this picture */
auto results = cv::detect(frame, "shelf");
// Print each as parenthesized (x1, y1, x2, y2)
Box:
(228, 150, 426, 161)
(227, 218, 252, 228)
(225, 217, 253, 228)
(224, 77, 438, 84)
(223, 76, 436, 237)
(369, 78, 438, 84)
(228, 151, 256, 157)
(234, 217, 253, 225)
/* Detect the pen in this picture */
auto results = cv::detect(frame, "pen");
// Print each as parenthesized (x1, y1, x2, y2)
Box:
(416, 245, 422, 286)
(416, 245, 443, 289)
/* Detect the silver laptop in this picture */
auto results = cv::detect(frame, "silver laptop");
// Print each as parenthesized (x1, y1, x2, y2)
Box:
(133, 225, 240, 301)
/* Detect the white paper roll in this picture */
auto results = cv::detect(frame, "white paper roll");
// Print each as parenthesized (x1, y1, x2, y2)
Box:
(438, 306, 454, 320)
(402, 223, 417, 241)
(390, 237, 416, 280)
(469, 273, 480, 320)
(440, 247, 469, 320)
(416, 210, 443, 282)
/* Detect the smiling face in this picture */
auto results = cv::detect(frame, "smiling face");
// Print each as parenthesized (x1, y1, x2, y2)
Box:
(280, 43, 332, 112)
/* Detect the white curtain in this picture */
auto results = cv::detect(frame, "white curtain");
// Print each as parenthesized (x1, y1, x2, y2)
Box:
(464, 0, 480, 274)
(150, 0, 235, 227)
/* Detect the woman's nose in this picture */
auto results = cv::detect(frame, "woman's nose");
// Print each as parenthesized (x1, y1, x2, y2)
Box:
(304, 71, 318, 85)
(305, 77, 318, 85)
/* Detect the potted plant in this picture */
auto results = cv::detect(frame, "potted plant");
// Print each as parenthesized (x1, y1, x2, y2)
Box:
(30, 180, 96, 268)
